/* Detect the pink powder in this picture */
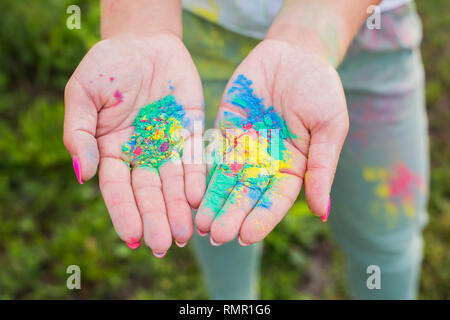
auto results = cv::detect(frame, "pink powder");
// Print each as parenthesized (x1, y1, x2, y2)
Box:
(230, 163, 244, 173)
(113, 89, 123, 106)
(159, 142, 169, 152)
(388, 164, 422, 198)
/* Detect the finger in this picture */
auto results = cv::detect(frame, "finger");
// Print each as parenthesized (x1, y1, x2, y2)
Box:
(210, 182, 264, 245)
(164, 53, 206, 210)
(159, 159, 194, 246)
(181, 109, 206, 209)
(132, 166, 171, 256)
(99, 157, 142, 247)
(239, 173, 302, 245)
(238, 141, 306, 244)
(304, 113, 349, 220)
(195, 165, 237, 235)
(204, 129, 222, 177)
(64, 77, 100, 183)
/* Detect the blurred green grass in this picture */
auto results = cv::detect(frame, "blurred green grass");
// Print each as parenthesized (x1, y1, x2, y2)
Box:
(0, 0, 448, 299)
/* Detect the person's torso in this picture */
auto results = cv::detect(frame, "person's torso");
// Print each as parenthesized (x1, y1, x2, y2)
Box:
(182, 0, 413, 39)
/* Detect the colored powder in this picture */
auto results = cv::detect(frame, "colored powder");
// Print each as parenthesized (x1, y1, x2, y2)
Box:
(122, 95, 185, 170)
(204, 167, 238, 216)
(363, 163, 425, 225)
(204, 74, 294, 216)
(113, 89, 123, 106)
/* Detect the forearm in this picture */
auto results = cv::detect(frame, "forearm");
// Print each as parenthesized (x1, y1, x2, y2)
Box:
(266, 0, 381, 66)
(101, 0, 182, 39)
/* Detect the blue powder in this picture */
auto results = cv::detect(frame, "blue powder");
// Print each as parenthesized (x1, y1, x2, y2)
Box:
(226, 74, 293, 140)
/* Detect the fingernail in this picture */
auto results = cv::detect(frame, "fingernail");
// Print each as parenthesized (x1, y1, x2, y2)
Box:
(197, 228, 208, 237)
(152, 250, 166, 258)
(238, 235, 249, 247)
(210, 236, 222, 246)
(72, 156, 83, 184)
(126, 241, 140, 250)
(321, 196, 331, 222)
(175, 240, 187, 248)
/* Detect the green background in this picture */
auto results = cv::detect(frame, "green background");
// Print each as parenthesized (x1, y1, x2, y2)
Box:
(0, 0, 448, 299)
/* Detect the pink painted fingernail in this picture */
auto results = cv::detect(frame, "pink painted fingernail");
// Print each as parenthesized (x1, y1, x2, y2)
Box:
(197, 228, 208, 237)
(152, 250, 166, 258)
(210, 237, 222, 246)
(175, 240, 187, 248)
(238, 235, 249, 247)
(126, 241, 140, 250)
(321, 196, 331, 222)
(72, 156, 83, 184)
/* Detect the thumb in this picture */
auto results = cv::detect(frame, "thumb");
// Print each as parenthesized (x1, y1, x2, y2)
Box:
(63, 77, 100, 184)
(304, 113, 349, 221)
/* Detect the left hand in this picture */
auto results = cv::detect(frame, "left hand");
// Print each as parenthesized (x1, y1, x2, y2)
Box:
(195, 39, 349, 246)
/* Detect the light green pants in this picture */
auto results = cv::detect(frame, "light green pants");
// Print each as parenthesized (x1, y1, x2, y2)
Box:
(184, 3, 429, 299)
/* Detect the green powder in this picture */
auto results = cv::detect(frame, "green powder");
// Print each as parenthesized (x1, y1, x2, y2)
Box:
(122, 95, 185, 170)
(204, 167, 238, 214)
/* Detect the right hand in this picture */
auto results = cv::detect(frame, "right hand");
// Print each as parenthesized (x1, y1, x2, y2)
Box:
(63, 33, 205, 257)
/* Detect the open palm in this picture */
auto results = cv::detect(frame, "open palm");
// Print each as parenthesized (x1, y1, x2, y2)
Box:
(196, 39, 349, 246)
(64, 34, 205, 256)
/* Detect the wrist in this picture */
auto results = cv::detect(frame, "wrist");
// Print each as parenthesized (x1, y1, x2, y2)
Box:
(266, 0, 381, 67)
(266, 6, 346, 67)
(100, 0, 182, 40)
(265, 28, 334, 66)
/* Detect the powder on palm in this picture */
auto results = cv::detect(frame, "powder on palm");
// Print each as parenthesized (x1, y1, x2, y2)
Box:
(205, 74, 294, 216)
(122, 95, 185, 170)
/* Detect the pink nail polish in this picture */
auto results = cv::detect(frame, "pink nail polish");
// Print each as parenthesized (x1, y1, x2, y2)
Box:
(152, 250, 166, 258)
(175, 240, 187, 248)
(210, 237, 222, 246)
(126, 241, 140, 250)
(197, 228, 208, 237)
(72, 156, 83, 184)
(238, 236, 249, 247)
(321, 196, 331, 222)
